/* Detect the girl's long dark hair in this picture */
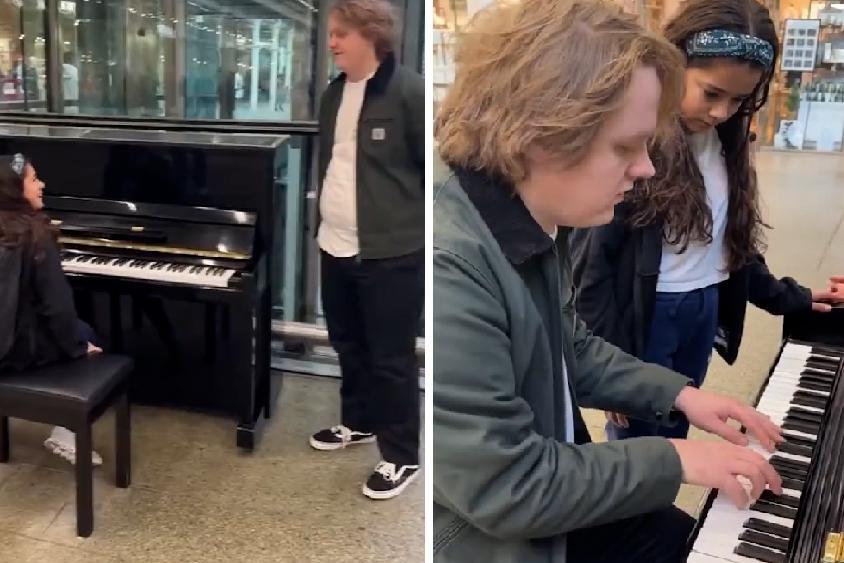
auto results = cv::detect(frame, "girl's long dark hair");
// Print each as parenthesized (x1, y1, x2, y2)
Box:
(627, 0, 777, 271)
(0, 154, 55, 258)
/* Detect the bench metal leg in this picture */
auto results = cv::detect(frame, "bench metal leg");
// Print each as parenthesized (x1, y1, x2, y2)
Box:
(75, 425, 94, 537)
(115, 392, 131, 488)
(0, 416, 8, 462)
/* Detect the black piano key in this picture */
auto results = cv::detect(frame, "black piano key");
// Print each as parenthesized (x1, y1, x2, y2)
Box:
(770, 455, 811, 473)
(759, 489, 801, 509)
(790, 394, 827, 410)
(798, 373, 833, 386)
(796, 380, 832, 393)
(785, 407, 823, 425)
(776, 440, 814, 458)
(744, 518, 793, 540)
(749, 500, 798, 520)
(739, 529, 789, 553)
(791, 391, 828, 408)
(780, 477, 804, 491)
(781, 419, 819, 435)
(800, 368, 835, 380)
(768, 465, 805, 482)
(804, 359, 838, 372)
(734, 542, 785, 563)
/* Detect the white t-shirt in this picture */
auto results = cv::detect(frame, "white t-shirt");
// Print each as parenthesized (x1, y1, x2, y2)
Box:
(62, 63, 78, 102)
(656, 128, 730, 292)
(318, 73, 372, 258)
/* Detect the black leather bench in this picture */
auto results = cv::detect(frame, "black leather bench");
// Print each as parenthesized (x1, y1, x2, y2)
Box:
(0, 354, 133, 537)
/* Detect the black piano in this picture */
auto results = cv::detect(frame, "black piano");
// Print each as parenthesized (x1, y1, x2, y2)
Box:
(0, 123, 286, 450)
(686, 306, 844, 563)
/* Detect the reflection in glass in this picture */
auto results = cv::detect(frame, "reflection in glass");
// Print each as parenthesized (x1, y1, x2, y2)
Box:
(0, 0, 47, 112)
(53, 0, 317, 121)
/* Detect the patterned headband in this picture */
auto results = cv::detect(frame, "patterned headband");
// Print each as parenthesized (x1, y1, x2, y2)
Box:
(685, 29, 774, 70)
(9, 153, 24, 176)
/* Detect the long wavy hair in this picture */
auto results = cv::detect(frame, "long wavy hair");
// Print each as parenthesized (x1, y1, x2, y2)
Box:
(0, 154, 55, 259)
(627, 0, 777, 271)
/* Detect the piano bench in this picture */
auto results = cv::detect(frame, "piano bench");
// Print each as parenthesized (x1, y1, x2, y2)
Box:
(0, 354, 133, 538)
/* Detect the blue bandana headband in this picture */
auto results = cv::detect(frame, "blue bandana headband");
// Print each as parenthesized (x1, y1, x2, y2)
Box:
(685, 29, 774, 70)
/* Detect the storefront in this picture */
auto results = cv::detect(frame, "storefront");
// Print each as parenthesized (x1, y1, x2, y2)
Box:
(434, 0, 844, 153)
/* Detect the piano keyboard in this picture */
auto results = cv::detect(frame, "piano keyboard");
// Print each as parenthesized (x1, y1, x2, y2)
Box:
(687, 342, 842, 563)
(61, 253, 236, 288)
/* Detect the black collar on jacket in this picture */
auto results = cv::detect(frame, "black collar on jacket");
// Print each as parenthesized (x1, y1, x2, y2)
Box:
(454, 167, 554, 265)
(332, 51, 396, 96)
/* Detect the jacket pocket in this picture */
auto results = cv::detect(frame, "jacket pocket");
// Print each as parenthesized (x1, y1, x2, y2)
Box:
(360, 117, 398, 157)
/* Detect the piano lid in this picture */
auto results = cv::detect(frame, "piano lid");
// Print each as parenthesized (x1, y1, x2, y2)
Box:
(50, 204, 255, 261)
(0, 123, 286, 213)
(0, 123, 288, 149)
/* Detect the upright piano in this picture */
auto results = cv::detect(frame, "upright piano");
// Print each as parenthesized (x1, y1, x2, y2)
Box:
(686, 307, 844, 563)
(0, 123, 287, 450)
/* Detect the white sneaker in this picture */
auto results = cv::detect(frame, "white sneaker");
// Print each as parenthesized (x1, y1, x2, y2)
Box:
(44, 427, 103, 467)
(309, 425, 376, 451)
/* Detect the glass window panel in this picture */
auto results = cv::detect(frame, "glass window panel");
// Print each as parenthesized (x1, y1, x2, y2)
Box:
(0, 0, 47, 112)
(51, 0, 318, 120)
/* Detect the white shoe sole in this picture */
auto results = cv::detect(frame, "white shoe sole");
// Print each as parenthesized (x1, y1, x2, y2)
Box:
(44, 438, 103, 467)
(362, 469, 420, 500)
(309, 435, 376, 451)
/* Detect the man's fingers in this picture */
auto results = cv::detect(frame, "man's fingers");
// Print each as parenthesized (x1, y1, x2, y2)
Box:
(729, 459, 765, 501)
(710, 418, 748, 446)
(813, 302, 833, 313)
(720, 475, 751, 509)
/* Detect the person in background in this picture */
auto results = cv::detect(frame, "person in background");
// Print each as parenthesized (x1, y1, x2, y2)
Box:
(309, 0, 425, 501)
(433, 1, 782, 562)
(571, 0, 844, 441)
(62, 52, 79, 110)
(0, 153, 103, 466)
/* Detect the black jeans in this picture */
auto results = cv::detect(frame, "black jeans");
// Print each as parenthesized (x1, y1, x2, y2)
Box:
(567, 505, 695, 563)
(320, 250, 423, 466)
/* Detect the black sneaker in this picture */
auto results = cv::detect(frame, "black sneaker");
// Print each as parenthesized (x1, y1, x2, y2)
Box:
(309, 425, 376, 451)
(362, 461, 420, 500)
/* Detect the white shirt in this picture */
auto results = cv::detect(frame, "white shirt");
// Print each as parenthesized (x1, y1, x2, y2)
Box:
(656, 128, 730, 292)
(62, 64, 78, 101)
(550, 229, 575, 444)
(318, 73, 372, 257)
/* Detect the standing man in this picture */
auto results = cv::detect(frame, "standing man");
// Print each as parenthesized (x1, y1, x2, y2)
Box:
(310, 0, 424, 501)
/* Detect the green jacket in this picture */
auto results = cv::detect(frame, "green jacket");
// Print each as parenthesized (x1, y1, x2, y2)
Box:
(433, 168, 693, 563)
(317, 53, 425, 259)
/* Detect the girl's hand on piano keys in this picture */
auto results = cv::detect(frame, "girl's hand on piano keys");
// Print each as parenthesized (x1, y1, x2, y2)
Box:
(810, 287, 839, 312)
(825, 276, 844, 305)
(86, 342, 102, 355)
(674, 386, 784, 452)
(668, 439, 782, 509)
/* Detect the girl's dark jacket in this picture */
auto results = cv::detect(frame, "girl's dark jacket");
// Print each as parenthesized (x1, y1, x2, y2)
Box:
(0, 236, 86, 372)
(570, 202, 813, 364)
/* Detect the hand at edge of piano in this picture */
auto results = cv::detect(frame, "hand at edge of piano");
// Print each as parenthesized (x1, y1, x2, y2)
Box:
(668, 438, 782, 509)
(674, 386, 784, 452)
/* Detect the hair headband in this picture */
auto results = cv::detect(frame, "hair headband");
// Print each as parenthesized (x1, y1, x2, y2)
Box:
(9, 153, 23, 176)
(685, 29, 774, 70)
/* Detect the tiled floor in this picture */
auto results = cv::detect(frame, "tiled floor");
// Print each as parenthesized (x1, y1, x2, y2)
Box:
(580, 149, 844, 516)
(0, 374, 424, 562)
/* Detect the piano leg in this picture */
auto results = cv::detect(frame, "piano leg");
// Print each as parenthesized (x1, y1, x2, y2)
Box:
(233, 300, 262, 451)
(256, 286, 276, 419)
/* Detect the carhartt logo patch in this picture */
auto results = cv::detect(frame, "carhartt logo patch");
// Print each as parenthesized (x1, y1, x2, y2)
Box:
(372, 127, 386, 141)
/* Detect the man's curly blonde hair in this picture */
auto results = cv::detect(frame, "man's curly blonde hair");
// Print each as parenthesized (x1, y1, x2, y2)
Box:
(435, 0, 685, 185)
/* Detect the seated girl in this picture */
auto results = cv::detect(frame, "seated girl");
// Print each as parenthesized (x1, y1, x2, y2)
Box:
(0, 152, 103, 465)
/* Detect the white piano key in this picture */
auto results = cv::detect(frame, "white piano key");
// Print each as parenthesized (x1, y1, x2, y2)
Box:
(62, 254, 236, 288)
